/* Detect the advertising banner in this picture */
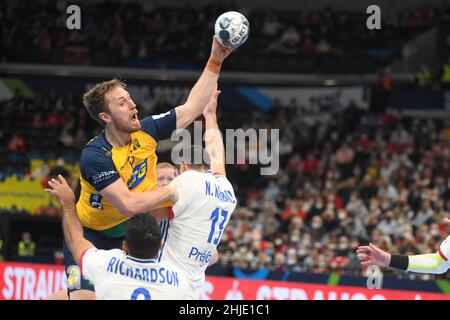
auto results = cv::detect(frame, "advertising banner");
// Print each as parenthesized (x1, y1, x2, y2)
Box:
(0, 262, 66, 300)
(1, 262, 449, 300)
(0, 177, 52, 213)
(201, 276, 450, 300)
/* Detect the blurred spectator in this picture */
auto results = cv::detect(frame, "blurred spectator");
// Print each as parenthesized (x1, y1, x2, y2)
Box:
(415, 64, 432, 89)
(0, 238, 4, 261)
(441, 57, 450, 89)
(8, 134, 27, 154)
(0, 1, 444, 74)
(17, 232, 36, 257)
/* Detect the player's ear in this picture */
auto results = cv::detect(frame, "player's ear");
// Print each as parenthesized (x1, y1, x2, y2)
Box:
(99, 112, 111, 124)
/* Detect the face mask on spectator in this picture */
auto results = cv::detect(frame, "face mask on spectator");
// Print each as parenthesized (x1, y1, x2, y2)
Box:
(339, 242, 349, 250)
(338, 210, 347, 220)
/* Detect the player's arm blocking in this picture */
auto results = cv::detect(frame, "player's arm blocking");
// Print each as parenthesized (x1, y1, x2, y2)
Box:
(356, 242, 450, 275)
(100, 179, 177, 217)
(45, 175, 95, 265)
(407, 252, 449, 274)
(203, 88, 226, 176)
(175, 38, 233, 129)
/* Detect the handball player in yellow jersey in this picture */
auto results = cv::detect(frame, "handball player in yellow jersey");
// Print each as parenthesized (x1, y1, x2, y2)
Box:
(63, 38, 234, 299)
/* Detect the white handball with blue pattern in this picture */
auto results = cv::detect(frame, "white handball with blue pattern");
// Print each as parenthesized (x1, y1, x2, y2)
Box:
(214, 11, 249, 49)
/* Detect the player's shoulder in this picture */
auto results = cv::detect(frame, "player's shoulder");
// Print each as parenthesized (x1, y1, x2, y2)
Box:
(82, 131, 111, 153)
(440, 235, 450, 248)
(171, 169, 200, 184)
(86, 247, 122, 257)
(140, 110, 176, 141)
(80, 132, 113, 164)
(205, 170, 233, 186)
(205, 169, 227, 179)
(84, 248, 123, 267)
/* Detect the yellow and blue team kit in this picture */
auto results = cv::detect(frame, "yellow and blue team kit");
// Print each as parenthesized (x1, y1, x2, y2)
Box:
(77, 110, 176, 237)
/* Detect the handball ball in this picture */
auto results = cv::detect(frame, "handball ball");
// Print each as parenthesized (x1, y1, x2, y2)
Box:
(214, 11, 250, 49)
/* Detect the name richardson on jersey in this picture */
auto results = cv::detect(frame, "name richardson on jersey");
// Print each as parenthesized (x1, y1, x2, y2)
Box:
(106, 257, 180, 287)
(204, 181, 236, 204)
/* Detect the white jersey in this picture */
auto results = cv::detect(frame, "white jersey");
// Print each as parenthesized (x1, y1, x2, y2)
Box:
(81, 248, 189, 300)
(161, 170, 237, 299)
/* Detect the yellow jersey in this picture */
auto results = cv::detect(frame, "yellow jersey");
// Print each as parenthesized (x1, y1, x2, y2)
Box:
(76, 110, 176, 237)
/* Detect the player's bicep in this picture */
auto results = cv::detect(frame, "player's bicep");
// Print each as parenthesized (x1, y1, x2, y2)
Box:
(80, 248, 109, 282)
(80, 147, 120, 191)
(100, 179, 133, 216)
(174, 103, 195, 129)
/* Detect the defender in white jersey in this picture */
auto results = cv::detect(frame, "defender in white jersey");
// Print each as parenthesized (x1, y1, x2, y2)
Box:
(163, 167, 236, 298)
(156, 88, 236, 299)
(357, 218, 450, 275)
(46, 175, 189, 300)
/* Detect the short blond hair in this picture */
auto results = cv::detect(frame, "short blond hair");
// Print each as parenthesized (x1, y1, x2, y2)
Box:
(82, 79, 126, 125)
(156, 162, 176, 170)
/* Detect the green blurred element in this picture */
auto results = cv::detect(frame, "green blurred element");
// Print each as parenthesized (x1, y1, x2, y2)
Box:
(327, 272, 340, 286)
(436, 279, 450, 294)
(2, 78, 35, 99)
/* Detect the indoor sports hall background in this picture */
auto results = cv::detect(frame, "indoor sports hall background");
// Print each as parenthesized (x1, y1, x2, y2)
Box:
(1, 0, 450, 300)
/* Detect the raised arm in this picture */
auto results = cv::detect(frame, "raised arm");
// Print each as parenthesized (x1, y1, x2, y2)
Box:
(175, 37, 233, 129)
(203, 88, 226, 176)
(46, 175, 94, 265)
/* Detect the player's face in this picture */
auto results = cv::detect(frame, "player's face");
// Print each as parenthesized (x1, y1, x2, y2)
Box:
(104, 86, 141, 133)
(156, 167, 177, 187)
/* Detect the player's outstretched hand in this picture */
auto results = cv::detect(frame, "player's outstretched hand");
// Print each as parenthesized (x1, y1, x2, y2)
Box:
(210, 36, 234, 63)
(45, 174, 75, 208)
(203, 87, 221, 118)
(356, 243, 391, 269)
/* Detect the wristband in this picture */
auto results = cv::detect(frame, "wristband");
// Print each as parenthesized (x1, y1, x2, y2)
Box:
(389, 254, 409, 270)
(206, 57, 222, 74)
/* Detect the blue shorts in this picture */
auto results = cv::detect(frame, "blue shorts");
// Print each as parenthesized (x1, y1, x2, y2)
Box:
(63, 227, 124, 295)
